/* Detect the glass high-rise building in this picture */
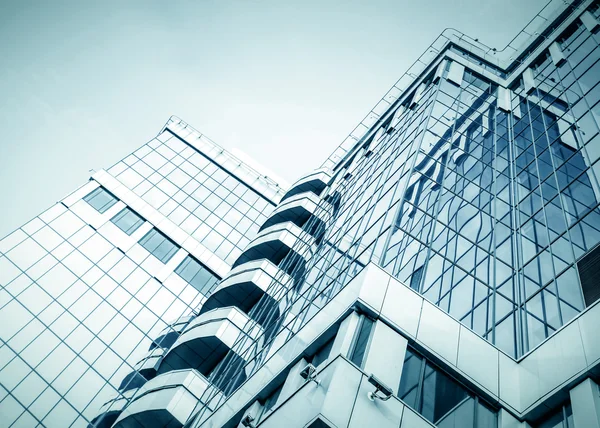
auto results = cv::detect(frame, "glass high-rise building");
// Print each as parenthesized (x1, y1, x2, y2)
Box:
(2, 1, 600, 427)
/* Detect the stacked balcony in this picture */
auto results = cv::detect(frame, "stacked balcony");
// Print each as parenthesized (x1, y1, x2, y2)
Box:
(279, 169, 331, 203)
(116, 315, 196, 395)
(232, 222, 314, 274)
(110, 169, 332, 426)
(158, 307, 262, 377)
(199, 260, 293, 326)
(88, 389, 139, 428)
(112, 369, 220, 428)
(150, 315, 196, 350)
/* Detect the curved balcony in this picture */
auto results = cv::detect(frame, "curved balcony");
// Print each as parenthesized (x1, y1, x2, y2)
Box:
(280, 169, 331, 203)
(149, 315, 196, 351)
(157, 307, 261, 376)
(118, 371, 149, 393)
(199, 260, 292, 326)
(88, 388, 139, 428)
(259, 191, 330, 235)
(113, 369, 218, 428)
(231, 222, 314, 274)
(134, 347, 165, 380)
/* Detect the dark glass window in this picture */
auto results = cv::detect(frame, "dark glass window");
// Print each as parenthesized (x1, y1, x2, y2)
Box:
(421, 363, 468, 422)
(410, 266, 424, 291)
(398, 348, 497, 426)
(349, 316, 374, 368)
(174, 256, 219, 294)
(111, 207, 144, 235)
(139, 228, 179, 263)
(83, 187, 118, 213)
(577, 244, 600, 306)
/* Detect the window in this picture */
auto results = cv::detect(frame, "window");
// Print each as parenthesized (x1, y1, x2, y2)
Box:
(174, 256, 219, 294)
(139, 228, 179, 263)
(410, 266, 424, 291)
(111, 207, 144, 235)
(577, 244, 600, 306)
(349, 316, 374, 368)
(398, 348, 497, 427)
(83, 187, 118, 213)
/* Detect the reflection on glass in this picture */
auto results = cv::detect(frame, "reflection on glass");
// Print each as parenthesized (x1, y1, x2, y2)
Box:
(174, 256, 219, 294)
(111, 207, 145, 235)
(138, 228, 179, 263)
(398, 348, 497, 426)
(83, 187, 118, 214)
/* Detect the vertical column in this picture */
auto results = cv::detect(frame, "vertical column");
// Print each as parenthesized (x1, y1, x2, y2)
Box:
(570, 378, 600, 428)
(330, 311, 361, 358)
(362, 320, 408, 394)
(498, 409, 531, 428)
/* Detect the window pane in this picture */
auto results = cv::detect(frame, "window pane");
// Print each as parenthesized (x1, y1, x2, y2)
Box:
(83, 187, 118, 213)
(139, 229, 179, 263)
(410, 266, 424, 291)
(350, 317, 373, 368)
(476, 401, 498, 428)
(110, 208, 144, 235)
(421, 363, 469, 423)
(398, 348, 423, 408)
(436, 397, 474, 428)
(174, 256, 218, 294)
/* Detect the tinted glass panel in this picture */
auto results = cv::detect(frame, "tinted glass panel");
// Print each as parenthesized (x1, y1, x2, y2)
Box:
(410, 266, 424, 291)
(350, 317, 373, 368)
(577, 244, 600, 306)
(398, 348, 423, 408)
(111, 207, 144, 235)
(83, 187, 118, 213)
(139, 228, 179, 263)
(421, 363, 468, 423)
(398, 347, 496, 425)
(174, 256, 219, 294)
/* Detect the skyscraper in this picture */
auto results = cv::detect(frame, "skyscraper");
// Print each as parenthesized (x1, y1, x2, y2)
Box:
(2, 0, 600, 427)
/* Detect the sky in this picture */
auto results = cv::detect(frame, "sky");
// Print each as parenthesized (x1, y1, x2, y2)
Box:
(0, 0, 548, 239)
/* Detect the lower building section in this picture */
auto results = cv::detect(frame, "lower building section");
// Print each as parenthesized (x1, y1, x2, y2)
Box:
(103, 263, 600, 428)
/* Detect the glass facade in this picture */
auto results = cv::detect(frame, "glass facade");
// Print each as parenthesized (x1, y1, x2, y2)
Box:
(179, 3, 600, 427)
(0, 124, 278, 427)
(106, 130, 274, 266)
(1, 2, 600, 428)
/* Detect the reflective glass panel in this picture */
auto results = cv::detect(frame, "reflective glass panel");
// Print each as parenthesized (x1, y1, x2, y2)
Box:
(138, 228, 179, 263)
(110, 207, 144, 235)
(174, 256, 219, 294)
(83, 187, 118, 213)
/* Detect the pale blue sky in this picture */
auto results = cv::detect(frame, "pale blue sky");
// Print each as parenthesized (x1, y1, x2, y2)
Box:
(0, 0, 547, 238)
